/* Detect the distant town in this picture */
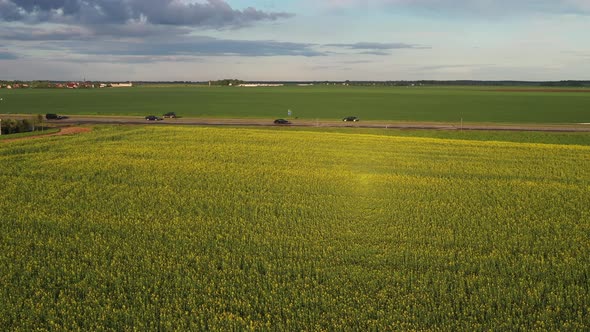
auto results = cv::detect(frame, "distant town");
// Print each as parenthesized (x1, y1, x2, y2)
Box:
(1, 79, 590, 89)
(0, 81, 133, 89)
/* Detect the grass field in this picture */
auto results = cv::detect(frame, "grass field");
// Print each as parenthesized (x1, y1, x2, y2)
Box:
(1, 85, 590, 123)
(1, 126, 588, 330)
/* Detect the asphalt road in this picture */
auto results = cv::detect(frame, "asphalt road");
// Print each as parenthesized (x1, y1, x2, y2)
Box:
(55, 116, 590, 132)
(4, 114, 590, 132)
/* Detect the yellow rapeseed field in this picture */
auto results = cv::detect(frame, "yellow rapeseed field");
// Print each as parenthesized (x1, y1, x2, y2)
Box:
(1, 126, 588, 330)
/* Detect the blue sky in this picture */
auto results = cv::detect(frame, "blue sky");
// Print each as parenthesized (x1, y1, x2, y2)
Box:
(0, 0, 589, 81)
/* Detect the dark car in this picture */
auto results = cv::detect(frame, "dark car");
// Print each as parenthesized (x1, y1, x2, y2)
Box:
(145, 115, 163, 121)
(163, 112, 177, 118)
(274, 119, 291, 124)
(342, 116, 359, 122)
(45, 113, 67, 120)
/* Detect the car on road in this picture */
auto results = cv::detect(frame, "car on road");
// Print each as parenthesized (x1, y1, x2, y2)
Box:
(45, 113, 67, 120)
(163, 112, 177, 118)
(145, 115, 163, 121)
(342, 116, 359, 122)
(274, 119, 291, 124)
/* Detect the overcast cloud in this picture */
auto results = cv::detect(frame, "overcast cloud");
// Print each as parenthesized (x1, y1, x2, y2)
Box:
(0, 0, 293, 27)
(60, 37, 325, 57)
(0, 51, 19, 60)
(327, 42, 429, 50)
(1, 0, 589, 80)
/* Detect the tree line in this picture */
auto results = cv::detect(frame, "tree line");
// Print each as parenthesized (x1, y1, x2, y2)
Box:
(0, 115, 44, 135)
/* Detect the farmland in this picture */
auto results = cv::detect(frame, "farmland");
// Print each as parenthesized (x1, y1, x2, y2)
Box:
(1, 85, 590, 123)
(1, 126, 589, 330)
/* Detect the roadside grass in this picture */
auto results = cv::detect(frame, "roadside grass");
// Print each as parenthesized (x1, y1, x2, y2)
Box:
(270, 126, 590, 146)
(0, 128, 59, 140)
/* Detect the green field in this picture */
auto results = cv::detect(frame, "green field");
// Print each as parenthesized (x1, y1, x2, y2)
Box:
(1, 126, 589, 330)
(1, 86, 590, 123)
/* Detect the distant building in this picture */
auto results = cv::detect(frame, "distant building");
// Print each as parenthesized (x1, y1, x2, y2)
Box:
(111, 82, 133, 88)
(238, 83, 284, 87)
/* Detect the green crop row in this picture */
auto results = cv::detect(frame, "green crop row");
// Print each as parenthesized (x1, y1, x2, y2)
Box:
(1, 126, 589, 330)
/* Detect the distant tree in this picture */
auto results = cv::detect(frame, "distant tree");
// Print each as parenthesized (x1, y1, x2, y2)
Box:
(16, 120, 25, 133)
(36, 114, 44, 131)
(21, 119, 33, 132)
(5, 119, 17, 134)
(32, 81, 51, 88)
(211, 79, 244, 86)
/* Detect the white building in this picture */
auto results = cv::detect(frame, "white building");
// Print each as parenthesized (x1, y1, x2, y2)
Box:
(111, 82, 133, 88)
(239, 83, 284, 87)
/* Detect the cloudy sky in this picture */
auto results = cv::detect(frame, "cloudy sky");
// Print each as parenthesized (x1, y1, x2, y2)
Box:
(1, 0, 589, 81)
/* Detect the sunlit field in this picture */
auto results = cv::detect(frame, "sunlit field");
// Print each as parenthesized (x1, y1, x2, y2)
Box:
(1, 126, 588, 330)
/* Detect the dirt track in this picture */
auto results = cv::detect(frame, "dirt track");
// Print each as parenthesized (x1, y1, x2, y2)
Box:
(43, 115, 590, 133)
